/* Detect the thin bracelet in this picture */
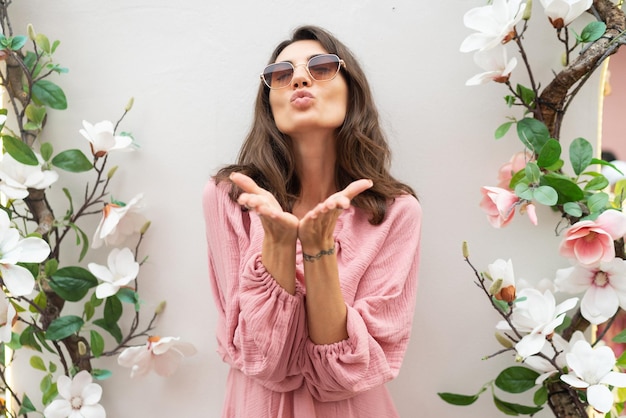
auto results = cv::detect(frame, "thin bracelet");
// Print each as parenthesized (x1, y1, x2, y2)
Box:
(302, 244, 336, 262)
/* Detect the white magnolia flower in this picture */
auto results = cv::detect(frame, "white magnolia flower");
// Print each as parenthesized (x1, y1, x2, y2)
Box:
(92, 193, 146, 249)
(561, 340, 626, 413)
(43, 370, 106, 418)
(89, 247, 139, 299)
(0, 152, 59, 200)
(487, 258, 517, 302)
(0, 210, 50, 296)
(80, 120, 133, 157)
(0, 292, 16, 343)
(524, 331, 586, 384)
(118, 336, 197, 378)
(460, 0, 527, 52)
(555, 258, 626, 325)
(539, 0, 593, 28)
(466, 45, 518, 85)
(496, 288, 578, 358)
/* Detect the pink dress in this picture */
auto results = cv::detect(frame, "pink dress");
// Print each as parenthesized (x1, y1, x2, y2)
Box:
(203, 179, 422, 418)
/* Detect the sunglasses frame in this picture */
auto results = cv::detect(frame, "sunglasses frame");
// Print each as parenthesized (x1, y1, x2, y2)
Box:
(260, 54, 346, 89)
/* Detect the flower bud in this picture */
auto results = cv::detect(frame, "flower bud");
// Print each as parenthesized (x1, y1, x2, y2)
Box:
(27, 24, 36, 41)
(106, 165, 118, 179)
(155, 300, 166, 315)
(561, 51, 568, 67)
(78, 341, 87, 356)
(462, 241, 470, 258)
(495, 332, 514, 349)
(522, 0, 532, 21)
(125, 97, 134, 112)
(140, 220, 151, 234)
(496, 284, 517, 303)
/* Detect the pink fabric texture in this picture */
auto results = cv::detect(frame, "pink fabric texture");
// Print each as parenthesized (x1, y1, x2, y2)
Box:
(203, 179, 422, 418)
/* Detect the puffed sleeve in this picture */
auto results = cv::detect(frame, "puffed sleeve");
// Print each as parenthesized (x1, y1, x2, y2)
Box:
(300, 195, 422, 401)
(203, 179, 306, 390)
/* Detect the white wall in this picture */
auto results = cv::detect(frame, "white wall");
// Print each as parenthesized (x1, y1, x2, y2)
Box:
(9, 1, 603, 417)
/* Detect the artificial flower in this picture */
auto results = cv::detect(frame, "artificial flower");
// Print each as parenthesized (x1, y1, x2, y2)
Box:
(497, 151, 533, 189)
(0, 210, 50, 296)
(118, 336, 197, 378)
(559, 210, 626, 267)
(466, 45, 518, 85)
(92, 193, 146, 249)
(561, 340, 626, 413)
(460, 0, 527, 52)
(487, 258, 516, 302)
(0, 152, 59, 200)
(496, 288, 578, 358)
(89, 247, 139, 299)
(80, 120, 133, 157)
(555, 258, 626, 324)
(43, 370, 106, 418)
(539, 0, 593, 29)
(480, 186, 519, 227)
(0, 292, 16, 343)
(524, 330, 586, 384)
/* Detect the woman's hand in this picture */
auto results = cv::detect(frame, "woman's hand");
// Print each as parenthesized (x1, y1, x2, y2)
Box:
(298, 179, 373, 253)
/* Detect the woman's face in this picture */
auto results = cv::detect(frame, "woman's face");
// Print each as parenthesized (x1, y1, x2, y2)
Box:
(268, 40, 348, 137)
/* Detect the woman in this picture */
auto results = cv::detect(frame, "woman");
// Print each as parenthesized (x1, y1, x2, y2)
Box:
(203, 25, 421, 418)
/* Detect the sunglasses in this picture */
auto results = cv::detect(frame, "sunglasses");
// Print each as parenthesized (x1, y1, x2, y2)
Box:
(260, 54, 346, 89)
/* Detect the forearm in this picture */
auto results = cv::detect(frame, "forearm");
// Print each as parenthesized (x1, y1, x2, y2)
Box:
(262, 238, 297, 295)
(303, 248, 348, 344)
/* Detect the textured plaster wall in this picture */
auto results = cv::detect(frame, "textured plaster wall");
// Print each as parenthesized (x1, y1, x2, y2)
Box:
(8, 1, 603, 417)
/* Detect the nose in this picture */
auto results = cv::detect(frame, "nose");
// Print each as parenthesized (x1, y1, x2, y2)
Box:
(291, 63, 311, 88)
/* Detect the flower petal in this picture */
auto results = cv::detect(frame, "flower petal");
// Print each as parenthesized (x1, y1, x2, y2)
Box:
(0, 264, 35, 296)
(587, 384, 613, 413)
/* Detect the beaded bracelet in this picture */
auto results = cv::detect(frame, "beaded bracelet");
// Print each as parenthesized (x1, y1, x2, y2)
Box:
(302, 244, 336, 262)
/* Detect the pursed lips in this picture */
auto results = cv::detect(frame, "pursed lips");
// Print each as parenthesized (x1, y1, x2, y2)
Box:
(290, 91, 314, 102)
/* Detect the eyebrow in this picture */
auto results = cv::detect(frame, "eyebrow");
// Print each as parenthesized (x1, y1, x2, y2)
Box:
(276, 53, 326, 64)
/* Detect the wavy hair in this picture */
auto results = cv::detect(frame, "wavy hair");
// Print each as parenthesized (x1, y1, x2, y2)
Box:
(214, 25, 416, 224)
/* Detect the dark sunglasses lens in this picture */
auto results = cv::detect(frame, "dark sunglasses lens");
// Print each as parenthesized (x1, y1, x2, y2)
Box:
(263, 62, 293, 88)
(308, 55, 340, 81)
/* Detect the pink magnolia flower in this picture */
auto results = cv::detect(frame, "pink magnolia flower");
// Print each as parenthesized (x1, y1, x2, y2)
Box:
(497, 151, 533, 189)
(559, 210, 626, 267)
(480, 186, 519, 227)
(466, 45, 518, 86)
(80, 120, 134, 158)
(118, 336, 197, 378)
(555, 258, 626, 324)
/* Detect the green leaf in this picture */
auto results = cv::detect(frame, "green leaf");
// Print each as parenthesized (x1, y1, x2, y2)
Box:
(9, 35, 27, 51)
(580, 21, 607, 43)
(44, 258, 58, 277)
(563, 202, 583, 217)
(92, 368, 113, 380)
(19, 325, 41, 352)
(40, 143, 53, 162)
(494, 395, 543, 415)
(570, 137, 593, 176)
(509, 169, 527, 189)
(534, 385, 548, 406)
(584, 175, 609, 191)
(2, 135, 38, 165)
(515, 183, 534, 201)
(524, 161, 541, 183)
(42, 380, 58, 405)
(25, 103, 47, 126)
(45, 315, 84, 340)
(30, 291, 47, 313)
(533, 185, 558, 206)
(90, 330, 105, 358)
(517, 118, 550, 154)
(49, 266, 98, 302)
(614, 329, 626, 344)
(495, 366, 540, 394)
(91, 291, 104, 307)
(104, 296, 123, 325)
(29, 355, 46, 371)
(516, 84, 535, 107)
(18, 394, 36, 414)
(116, 287, 141, 311)
(35, 33, 51, 54)
(438, 392, 481, 406)
(505, 95, 516, 107)
(69, 223, 90, 261)
(51, 149, 93, 172)
(496, 121, 514, 139)
(536, 138, 561, 168)
(84, 300, 95, 321)
(587, 193, 610, 214)
(32, 79, 67, 110)
(540, 173, 584, 204)
(93, 318, 123, 343)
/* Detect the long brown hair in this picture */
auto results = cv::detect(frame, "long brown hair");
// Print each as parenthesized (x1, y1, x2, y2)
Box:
(214, 25, 416, 224)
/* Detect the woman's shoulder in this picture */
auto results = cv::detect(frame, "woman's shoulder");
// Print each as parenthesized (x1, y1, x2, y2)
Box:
(202, 177, 236, 213)
(387, 193, 422, 222)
